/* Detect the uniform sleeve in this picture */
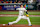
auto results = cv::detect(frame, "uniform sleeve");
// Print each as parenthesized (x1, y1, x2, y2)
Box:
(16, 8, 19, 10)
(24, 8, 27, 12)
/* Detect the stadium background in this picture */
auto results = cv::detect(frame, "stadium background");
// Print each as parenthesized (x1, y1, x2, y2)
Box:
(0, 0, 40, 27)
(0, 0, 40, 10)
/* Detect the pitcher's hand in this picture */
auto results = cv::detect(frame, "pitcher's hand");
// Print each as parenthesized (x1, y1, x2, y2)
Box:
(26, 14, 29, 17)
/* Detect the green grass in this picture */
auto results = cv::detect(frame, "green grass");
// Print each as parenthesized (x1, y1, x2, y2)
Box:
(0, 11, 19, 14)
(0, 11, 40, 15)
(28, 12, 40, 15)
(0, 17, 40, 25)
(0, 11, 40, 25)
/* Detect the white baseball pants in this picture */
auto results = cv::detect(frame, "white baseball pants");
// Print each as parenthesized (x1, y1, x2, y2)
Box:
(9, 15, 31, 25)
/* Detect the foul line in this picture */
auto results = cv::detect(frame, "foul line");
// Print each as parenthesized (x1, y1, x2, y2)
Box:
(0, 15, 40, 17)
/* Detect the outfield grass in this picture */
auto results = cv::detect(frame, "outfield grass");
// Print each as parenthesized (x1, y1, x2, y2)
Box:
(0, 11, 40, 15)
(0, 17, 40, 25)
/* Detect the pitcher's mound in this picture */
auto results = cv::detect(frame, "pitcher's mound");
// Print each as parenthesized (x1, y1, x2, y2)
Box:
(0, 24, 40, 27)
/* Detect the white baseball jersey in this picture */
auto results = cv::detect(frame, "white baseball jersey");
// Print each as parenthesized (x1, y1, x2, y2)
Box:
(17, 8, 27, 16)
(9, 8, 31, 25)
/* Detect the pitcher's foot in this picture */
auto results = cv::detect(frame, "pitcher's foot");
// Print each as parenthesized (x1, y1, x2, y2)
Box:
(29, 25, 32, 26)
(8, 23, 9, 25)
(8, 22, 13, 25)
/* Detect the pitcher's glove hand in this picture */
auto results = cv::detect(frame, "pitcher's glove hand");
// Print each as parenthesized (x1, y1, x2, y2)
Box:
(26, 14, 29, 17)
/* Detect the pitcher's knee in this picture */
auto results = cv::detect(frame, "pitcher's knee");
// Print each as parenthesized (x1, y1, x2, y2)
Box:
(27, 18, 29, 20)
(14, 21, 18, 23)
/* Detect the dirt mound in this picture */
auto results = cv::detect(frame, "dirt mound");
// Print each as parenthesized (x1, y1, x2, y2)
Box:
(0, 24, 40, 27)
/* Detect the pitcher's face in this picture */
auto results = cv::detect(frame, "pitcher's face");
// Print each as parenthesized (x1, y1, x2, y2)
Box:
(21, 5, 23, 8)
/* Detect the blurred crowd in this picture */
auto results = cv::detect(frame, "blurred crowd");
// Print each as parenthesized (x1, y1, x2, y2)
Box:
(0, 0, 40, 10)
(0, 0, 28, 10)
(0, 0, 28, 3)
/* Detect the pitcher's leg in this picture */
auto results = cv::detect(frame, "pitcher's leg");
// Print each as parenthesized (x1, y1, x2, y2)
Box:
(22, 16, 32, 26)
(26, 17, 31, 25)
(9, 16, 21, 25)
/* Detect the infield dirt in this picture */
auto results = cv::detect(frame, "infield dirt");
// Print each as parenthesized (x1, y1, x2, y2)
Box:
(0, 24, 40, 27)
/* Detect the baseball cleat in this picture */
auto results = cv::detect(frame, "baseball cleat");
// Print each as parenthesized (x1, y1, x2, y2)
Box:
(8, 23, 12, 25)
(28, 25, 32, 26)
(8, 23, 9, 25)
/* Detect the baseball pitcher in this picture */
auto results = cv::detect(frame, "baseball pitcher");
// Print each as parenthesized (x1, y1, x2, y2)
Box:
(8, 4, 32, 26)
